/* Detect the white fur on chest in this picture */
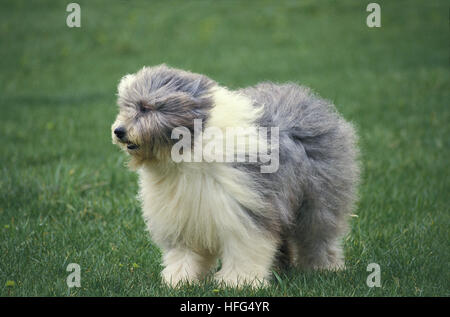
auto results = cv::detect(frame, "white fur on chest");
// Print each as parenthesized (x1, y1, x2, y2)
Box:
(138, 162, 265, 255)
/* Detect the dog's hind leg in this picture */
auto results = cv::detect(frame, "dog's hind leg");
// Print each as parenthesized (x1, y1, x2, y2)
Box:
(292, 199, 348, 271)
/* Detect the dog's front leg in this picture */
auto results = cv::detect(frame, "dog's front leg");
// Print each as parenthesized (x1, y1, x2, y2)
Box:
(215, 229, 279, 288)
(161, 247, 216, 287)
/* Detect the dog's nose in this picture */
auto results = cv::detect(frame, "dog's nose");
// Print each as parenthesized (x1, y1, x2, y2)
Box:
(114, 127, 126, 139)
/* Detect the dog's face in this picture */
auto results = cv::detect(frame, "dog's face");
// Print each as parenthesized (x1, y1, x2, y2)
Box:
(112, 65, 215, 166)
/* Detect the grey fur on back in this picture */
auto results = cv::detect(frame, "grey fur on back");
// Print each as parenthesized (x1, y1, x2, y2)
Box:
(236, 83, 360, 268)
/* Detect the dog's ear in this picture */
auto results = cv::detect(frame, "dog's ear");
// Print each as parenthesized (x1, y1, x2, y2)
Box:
(117, 74, 136, 96)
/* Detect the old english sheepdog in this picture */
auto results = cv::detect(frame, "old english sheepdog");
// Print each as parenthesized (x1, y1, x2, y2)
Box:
(111, 64, 360, 288)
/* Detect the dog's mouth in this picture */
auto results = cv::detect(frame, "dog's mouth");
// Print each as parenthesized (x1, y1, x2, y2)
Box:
(126, 143, 139, 150)
(116, 138, 139, 150)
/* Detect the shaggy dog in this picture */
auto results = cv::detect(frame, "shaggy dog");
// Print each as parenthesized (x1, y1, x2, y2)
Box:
(111, 64, 360, 287)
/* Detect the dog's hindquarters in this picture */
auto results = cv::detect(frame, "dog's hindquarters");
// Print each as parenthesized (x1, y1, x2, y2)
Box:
(240, 82, 360, 270)
(290, 115, 359, 270)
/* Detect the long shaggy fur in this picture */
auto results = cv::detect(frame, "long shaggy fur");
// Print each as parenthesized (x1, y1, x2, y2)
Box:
(111, 64, 360, 287)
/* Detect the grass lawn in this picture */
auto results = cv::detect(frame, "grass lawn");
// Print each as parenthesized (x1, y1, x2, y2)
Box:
(0, 0, 448, 296)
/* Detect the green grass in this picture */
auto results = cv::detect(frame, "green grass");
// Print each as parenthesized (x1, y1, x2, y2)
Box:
(0, 0, 448, 296)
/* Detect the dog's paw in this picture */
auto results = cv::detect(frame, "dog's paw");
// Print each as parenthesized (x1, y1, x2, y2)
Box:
(214, 271, 269, 289)
(311, 259, 346, 271)
(161, 267, 197, 288)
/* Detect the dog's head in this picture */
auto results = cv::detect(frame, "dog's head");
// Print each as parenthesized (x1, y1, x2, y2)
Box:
(111, 64, 215, 167)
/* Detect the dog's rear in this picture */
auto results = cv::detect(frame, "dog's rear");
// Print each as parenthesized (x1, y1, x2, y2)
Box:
(238, 82, 360, 269)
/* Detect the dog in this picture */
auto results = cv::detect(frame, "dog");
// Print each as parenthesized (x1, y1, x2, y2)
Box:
(111, 64, 360, 288)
